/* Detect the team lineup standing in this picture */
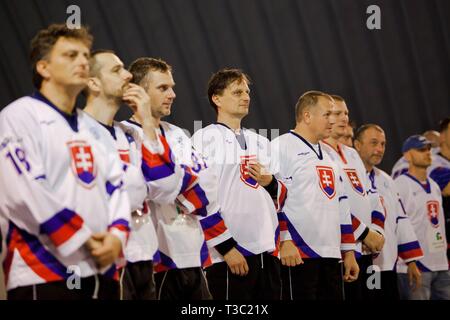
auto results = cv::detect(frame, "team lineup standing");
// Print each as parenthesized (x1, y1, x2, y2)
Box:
(0, 24, 449, 300)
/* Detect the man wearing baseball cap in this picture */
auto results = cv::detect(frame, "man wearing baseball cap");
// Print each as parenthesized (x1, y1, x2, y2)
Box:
(394, 135, 450, 300)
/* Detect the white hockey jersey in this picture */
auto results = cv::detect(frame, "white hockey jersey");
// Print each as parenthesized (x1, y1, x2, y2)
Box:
(83, 114, 192, 264)
(0, 93, 131, 290)
(394, 173, 448, 273)
(368, 168, 423, 271)
(192, 123, 287, 263)
(121, 120, 219, 272)
(270, 131, 356, 259)
(428, 152, 450, 264)
(322, 142, 385, 256)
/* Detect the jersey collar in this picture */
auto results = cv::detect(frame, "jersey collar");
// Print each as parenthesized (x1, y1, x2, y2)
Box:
(31, 91, 78, 132)
(289, 130, 323, 160)
(403, 172, 431, 194)
(215, 122, 247, 150)
(322, 140, 347, 164)
(99, 122, 117, 140)
(124, 118, 141, 128)
(368, 169, 377, 190)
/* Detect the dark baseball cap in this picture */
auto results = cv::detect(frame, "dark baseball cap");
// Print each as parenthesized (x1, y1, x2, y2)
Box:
(402, 134, 432, 153)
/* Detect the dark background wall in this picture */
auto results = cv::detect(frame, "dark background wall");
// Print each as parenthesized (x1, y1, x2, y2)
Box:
(0, 0, 448, 172)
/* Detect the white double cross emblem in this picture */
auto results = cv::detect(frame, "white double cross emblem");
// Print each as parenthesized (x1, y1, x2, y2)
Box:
(322, 171, 332, 187)
(75, 147, 93, 171)
(349, 173, 359, 186)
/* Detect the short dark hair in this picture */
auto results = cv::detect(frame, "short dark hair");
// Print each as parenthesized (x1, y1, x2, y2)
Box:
(354, 123, 384, 141)
(82, 49, 116, 97)
(207, 68, 251, 113)
(295, 91, 332, 121)
(128, 57, 172, 89)
(30, 24, 93, 89)
(439, 117, 450, 133)
(89, 49, 116, 77)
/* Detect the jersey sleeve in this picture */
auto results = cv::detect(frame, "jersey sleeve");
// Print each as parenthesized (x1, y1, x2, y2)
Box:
(390, 182, 424, 262)
(191, 130, 233, 248)
(360, 161, 386, 235)
(337, 175, 356, 252)
(267, 137, 288, 213)
(396, 197, 424, 263)
(140, 134, 199, 204)
(94, 140, 131, 267)
(367, 188, 386, 235)
(0, 133, 92, 257)
(269, 138, 291, 242)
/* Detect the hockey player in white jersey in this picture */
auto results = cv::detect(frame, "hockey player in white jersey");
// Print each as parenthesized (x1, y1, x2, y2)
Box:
(126, 57, 220, 300)
(322, 95, 385, 300)
(193, 69, 288, 300)
(271, 91, 359, 300)
(392, 130, 441, 179)
(82, 51, 200, 299)
(0, 25, 130, 299)
(354, 124, 423, 300)
(428, 118, 450, 267)
(395, 135, 450, 300)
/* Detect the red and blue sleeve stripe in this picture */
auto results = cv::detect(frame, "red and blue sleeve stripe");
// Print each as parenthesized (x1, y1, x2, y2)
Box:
(141, 135, 175, 181)
(154, 250, 178, 273)
(39, 209, 84, 247)
(341, 224, 355, 244)
(276, 181, 287, 211)
(182, 184, 209, 216)
(371, 210, 385, 230)
(200, 241, 212, 268)
(351, 214, 361, 231)
(179, 165, 198, 194)
(271, 225, 281, 257)
(278, 211, 288, 233)
(7, 223, 67, 284)
(398, 241, 423, 261)
(200, 212, 228, 241)
(108, 219, 130, 234)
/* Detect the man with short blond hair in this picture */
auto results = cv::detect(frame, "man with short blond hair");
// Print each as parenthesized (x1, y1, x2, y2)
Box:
(271, 90, 359, 300)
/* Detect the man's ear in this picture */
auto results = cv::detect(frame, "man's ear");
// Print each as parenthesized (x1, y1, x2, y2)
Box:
(36, 60, 50, 82)
(354, 139, 361, 152)
(212, 94, 221, 108)
(403, 151, 412, 163)
(304, 111, 311, 125)
(87, 77, 101, 93)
